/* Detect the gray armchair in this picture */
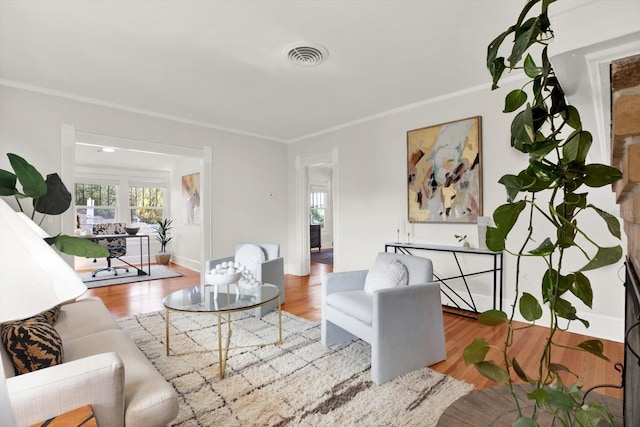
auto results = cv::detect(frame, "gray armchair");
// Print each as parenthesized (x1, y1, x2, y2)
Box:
(205, 242, 285, 317)
(321, 252, 446, 385)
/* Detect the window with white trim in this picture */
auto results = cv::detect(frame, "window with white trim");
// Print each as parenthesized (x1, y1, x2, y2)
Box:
(75, 183, 118, 229)
(310, 191, 326, 228)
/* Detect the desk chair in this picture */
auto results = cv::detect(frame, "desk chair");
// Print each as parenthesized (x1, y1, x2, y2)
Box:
(91, 223, 129, 277)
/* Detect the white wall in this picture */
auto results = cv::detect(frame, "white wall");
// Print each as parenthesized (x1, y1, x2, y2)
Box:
(285, 0, 640, 342)
(0, 85, 289, 272)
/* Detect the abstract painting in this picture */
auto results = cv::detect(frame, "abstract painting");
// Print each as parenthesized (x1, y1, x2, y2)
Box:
(181, 173, 200, 224)
(407, 116, 482, 223)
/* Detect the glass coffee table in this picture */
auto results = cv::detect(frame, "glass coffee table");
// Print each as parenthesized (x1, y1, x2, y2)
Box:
(162, 283, 282, 378)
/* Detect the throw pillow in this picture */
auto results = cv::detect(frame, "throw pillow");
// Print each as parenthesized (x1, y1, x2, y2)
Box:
(364, 259, 409, 294)
(235, 244, 266, 273)
(40, 305, 61, 325)
(1, 314, 64, 375)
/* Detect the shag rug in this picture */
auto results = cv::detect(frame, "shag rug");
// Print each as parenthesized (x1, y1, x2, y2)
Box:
(80, 265, 183, 288)
(117, 310, 473, 426)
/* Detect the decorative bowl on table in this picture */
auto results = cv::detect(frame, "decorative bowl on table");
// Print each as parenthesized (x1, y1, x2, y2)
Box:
(124, 226, 140, 235)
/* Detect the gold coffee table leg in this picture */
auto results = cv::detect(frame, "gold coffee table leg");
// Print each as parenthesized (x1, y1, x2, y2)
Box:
(217, 312, 233, 378)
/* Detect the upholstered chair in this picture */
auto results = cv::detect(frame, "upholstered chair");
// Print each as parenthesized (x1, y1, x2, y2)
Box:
(205, 243, 285, 317)
(321, 252, 446, 385)
(91, 223, 128, 277)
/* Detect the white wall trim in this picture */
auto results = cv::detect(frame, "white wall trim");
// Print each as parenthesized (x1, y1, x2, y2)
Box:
(294, 151, 338, 275)
(1, 79, 284, 143)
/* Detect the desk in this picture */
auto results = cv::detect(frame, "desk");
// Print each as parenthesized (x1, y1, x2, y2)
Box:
(385, 242, 503, 316)
(87, 234, 151, 276)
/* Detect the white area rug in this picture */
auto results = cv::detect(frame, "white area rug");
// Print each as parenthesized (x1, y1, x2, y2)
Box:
(80, 265, 183, 288)
(118, 310, 473, 426)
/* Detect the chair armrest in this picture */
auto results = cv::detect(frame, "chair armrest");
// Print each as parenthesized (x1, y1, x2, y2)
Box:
(7, 352, 125, 427)
(322, 270, 368, 296)
(258, 257, 284, 287)
(373, 282, 443, 339)
(205, 256, 234, 271)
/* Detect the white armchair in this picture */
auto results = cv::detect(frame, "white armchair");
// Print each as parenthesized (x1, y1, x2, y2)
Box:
(321, 252, 446, 385)
(205, 242, 285, 317)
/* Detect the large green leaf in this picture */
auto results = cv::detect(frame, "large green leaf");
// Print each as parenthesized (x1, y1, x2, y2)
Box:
(8, 153, 47, 199)
(579, 246, 622, 272)
(576, 402, 614, 427)
(560, 105, 582, 130)
(486, 226, 506, 252)
(523, 54, 539, 78)
(504, 89, 527, 113)
(546, 389, 575, 411)
(513, 417, 538, 427)
(512, 357, 534, 383)
(33, 173, 72, 215)
(511, 105, 535, 148)
(53, 235, 109, 258)
(570, 272, 593, 308)
(475, 361, 510, 384)
(587, 204, 621, 239)
(519, 292, 542, 321)
(562, 131, 592, 164)
(0, 169, 18, 196)
(498, 174, 523, 202)
(478, 309, 508, 325)
(554, 297, 578, 320)
(463, 338, 490, 365)
(493, 201, 527, 236)
(577, 340, 609, 361)
(583, 164, 622, 188)
(509, 17, 540, 67)
(528, 237, 555, 256)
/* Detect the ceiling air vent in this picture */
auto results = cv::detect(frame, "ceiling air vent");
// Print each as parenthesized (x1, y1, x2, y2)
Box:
(284, 42, 329, 67)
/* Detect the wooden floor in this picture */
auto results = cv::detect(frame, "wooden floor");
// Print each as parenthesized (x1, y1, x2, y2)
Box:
(83, 260, 624, 399)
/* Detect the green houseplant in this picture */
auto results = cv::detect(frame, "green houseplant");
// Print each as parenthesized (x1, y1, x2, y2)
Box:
(462, 0, 623, 425)
(155, 218, 174, 265)
(0, 153, 108, 258)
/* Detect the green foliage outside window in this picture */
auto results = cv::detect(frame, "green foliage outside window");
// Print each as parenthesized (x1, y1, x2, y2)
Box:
(310, 206, 325, 228)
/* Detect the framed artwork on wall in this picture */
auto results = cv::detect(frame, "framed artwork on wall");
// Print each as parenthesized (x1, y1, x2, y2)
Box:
(407, 116, 482, 223)
(181, 172, 200, 224)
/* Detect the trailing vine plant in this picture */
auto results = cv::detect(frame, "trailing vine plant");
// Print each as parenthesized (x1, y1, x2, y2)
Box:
(463, 0, 623, 425)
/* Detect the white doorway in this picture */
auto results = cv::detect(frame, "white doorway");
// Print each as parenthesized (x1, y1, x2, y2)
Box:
(295, 149, 338, 275)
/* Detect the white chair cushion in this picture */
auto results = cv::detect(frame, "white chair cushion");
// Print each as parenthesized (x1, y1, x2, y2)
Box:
(364, 259, 408, 294)
(234, 244, 266, 272)
(326, 290, 373, 325)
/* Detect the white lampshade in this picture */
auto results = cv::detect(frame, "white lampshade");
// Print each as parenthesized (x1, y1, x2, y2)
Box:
(0, 198, 87, 323)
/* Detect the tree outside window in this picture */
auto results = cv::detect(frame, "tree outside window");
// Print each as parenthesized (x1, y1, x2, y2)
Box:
(129, 186, 164, 226)
(75, 183, 117, 228)
(310, 192, 326, 228)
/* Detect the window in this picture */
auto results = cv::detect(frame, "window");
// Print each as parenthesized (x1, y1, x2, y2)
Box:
(75, 183, 118, 228)
(129, 185, 165, 226)
(310, 191, 326, 228)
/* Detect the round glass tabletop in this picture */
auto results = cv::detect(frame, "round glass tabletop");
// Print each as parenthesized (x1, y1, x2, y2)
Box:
(162, 284, 280, 313)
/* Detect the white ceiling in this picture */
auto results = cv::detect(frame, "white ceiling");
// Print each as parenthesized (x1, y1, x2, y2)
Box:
(0, 0, 614, 143)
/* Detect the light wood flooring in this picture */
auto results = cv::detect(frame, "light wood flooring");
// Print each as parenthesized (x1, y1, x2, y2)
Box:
(82, 260, 624, 399)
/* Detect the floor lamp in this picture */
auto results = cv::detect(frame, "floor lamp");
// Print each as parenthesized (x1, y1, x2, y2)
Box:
(0, 199, 88, 426)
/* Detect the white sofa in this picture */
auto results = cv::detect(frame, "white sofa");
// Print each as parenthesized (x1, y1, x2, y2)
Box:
(1, 297, 178, 427)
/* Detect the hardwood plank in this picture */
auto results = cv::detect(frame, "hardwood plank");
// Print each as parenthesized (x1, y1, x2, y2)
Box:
(82, 261, 624, 399)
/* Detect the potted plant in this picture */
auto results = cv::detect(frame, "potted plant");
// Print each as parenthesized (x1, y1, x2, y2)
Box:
(0, 153, 108, 258)
(462, 0, 623, 425)
(155, 218, 174, 265)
